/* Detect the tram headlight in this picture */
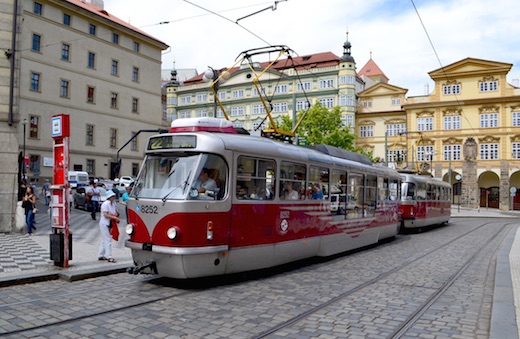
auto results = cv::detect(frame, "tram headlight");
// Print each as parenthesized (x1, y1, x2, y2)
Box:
(125, 224, 134, 235)
(167, 227, 180, 240)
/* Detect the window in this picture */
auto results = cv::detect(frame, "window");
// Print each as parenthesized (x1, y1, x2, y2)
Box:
(443, 84, 460, 95)
(60, 80, 70, 98)
(112, 33, 119, 44)
(86, 124, 94, 145)
(344, 114, 354, 127)
(308, 166, 329, 201)
(110, 92, 118, 109)
(89, 24, 96, 35)
(231, 106, 244, 116)
(348, 172, 365, 218)
(63, 13, 71, 26)
(513, 112, 520, 127)
(296, 100, 310, 111)
(180, 96, 191, 104)
(480, 113, 498, 128)
(133, 41, 140, 52)
(29, 155, 40, 174)
(30, 72, 40, 92)
(86, 159, 95, 174)
(340, 95, 354, 106)
(232, 89, 244, 98)
(218, 91, 226, 100)
(61, 43, 70, 61)
(216, 108, 224, 118)
(391, 98, 401, 106)
(111, 60, 118, 76)
(272, 102, 288, 113)
(253, 104, 266, 115)
(252, 87, 267, 96)
(444, 116, 461, 130)
(417, 117, 433, 131)
(179, 111, 190, 119)
(480, 143, 498, 160)
(132, 163, 139, 177)
(513, 143, 520, 159)
(319, 97, 334, 109)
(132, 67, 139, 82)
(32, 34, 41, 52)
(131, 132, 138, 151)
(359, 125, 374, 138)
(236, 157, 276, 200)
(280, 161, 306, 200)
(196, 109, 208, 117)
(319, 79, 334, 89)
(387, 150, 407, 164)
(479, 81, 498, 92)
(386, 123, 406, 136)
(34, 2, 42, 15)
(110, 128, 117, 148)
(29, 116, 39, 139)
(87, 86, 95, 103)
(417, 145, 434, 162)
(274, 84, 288, 94)
(363, 100, 372, 108)
(444, 144, 461, 161)
(297, 82, 311, 92)
(87, 52, 95, 68)
(196, 93, 208, 102)
(132, 98, 139, 113)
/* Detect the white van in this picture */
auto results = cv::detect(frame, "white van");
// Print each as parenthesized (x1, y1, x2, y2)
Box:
(68, 171, 89, 188)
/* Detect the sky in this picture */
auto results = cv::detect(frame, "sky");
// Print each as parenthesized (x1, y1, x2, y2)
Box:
(104, 0, 520, 96)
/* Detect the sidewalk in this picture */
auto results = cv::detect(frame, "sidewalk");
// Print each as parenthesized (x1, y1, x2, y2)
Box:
(0, 199, 133, 287)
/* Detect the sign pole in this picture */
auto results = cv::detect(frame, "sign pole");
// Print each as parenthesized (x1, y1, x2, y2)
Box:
(50, 114, 71, 267)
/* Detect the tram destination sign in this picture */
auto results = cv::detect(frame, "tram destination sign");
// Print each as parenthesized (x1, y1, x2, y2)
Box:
(148, 135, 197, 150)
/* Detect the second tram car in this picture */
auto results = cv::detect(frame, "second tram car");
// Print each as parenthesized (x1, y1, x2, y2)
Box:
(125, 118, 402, 279)
(399, 173, 451, 230)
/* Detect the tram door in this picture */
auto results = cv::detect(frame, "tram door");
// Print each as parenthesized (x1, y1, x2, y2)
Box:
(479, 187, 499, 209)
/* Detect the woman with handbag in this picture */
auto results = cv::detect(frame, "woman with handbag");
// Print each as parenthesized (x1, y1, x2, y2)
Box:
(98, 190, 120, 263)
(22, 186, 37, 235)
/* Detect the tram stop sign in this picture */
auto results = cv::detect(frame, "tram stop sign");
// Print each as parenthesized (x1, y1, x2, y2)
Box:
(511, 187, 517, 197)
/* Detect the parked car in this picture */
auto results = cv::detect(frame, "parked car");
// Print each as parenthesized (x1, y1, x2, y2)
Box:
(73, 187, 107, 211)
(119, 176, 136, 187)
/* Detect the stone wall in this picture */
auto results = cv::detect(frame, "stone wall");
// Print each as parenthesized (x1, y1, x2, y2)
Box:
(461, 160, 478, 208)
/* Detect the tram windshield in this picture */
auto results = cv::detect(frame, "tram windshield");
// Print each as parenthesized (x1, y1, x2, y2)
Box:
(401, 182, 416, 201)
(132, 153, 227, 201)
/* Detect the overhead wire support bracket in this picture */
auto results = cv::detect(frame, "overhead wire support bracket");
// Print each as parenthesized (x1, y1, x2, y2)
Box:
(235, 1, 287, 23)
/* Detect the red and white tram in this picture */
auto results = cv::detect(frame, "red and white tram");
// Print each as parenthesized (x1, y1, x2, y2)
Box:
(125, 118, 402, 279)
(399, 173, 451, 230)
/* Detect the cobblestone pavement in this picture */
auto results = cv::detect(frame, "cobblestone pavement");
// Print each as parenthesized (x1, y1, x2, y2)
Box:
(0, 216, 517, 338)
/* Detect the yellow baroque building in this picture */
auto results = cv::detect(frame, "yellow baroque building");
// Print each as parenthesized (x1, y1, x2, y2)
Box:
(359, 57, 520, 211)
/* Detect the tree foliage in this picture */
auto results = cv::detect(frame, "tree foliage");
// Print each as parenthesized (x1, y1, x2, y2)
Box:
(275, 102, 374, 161)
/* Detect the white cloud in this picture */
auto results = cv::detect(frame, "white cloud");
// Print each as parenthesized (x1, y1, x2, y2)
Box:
(105, 0, 520, 95)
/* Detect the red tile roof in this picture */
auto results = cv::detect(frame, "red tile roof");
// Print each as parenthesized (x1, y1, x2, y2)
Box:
(358, 58, 388, 81)
(183, 51, 340, 85)
(66, 0, 167, 46)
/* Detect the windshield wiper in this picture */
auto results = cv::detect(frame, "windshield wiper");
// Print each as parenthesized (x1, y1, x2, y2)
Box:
(161, 170, 192, 203)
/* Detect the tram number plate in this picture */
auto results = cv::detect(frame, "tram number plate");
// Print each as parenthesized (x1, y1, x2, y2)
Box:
(140, 205, 158, 214)
(142, 243, 153, 251)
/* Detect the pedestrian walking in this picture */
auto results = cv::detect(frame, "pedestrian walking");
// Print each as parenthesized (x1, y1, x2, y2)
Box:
(88, 180, 101, 220)
(98, 190, 119, 263)
(43, 179, 51, 206)
(22, 186, 37, 235)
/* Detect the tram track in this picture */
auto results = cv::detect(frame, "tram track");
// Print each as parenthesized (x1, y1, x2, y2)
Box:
(252, 220, 513, 338)
(0, 219, 513, 338)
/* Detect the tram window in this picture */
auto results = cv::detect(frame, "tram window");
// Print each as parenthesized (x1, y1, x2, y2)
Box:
(378, 177, 389, 202)
(308, 166, 329, 200)
(417, 183, 427, 200)
(348, 172, 364, 218)
(389, 178, 399, 201)
(403, 182, 416, 201)
(192, 154, 228, 200)
(331, 170, 347, 194)
(236, 156, 275, 200)
(280, 161, 306, 200)
(365, 175, 377, 217)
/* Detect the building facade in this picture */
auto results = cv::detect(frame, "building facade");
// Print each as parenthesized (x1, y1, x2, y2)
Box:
(0, 0, 169, 232)
(165, 40, 360, 135)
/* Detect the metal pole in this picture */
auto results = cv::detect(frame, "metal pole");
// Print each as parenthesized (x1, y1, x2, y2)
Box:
(449, 150, 452, 203)
(23, 119, 26, 174)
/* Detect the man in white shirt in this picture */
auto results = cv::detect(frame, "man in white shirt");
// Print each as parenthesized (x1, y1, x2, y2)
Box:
(193, 168, 217, 194)
(88, 181, 101, 220)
